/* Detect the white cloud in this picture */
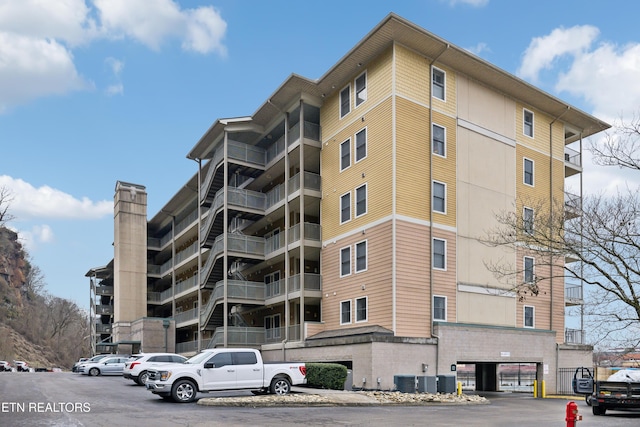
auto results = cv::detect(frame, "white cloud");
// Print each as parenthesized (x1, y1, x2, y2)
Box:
(94, 0, 227, 55)
(466, 42, 491, 56)
(0, 32, 91, 112)
(104, 57, 124, 96)
(105, 57, 124, 76)
(517, 25, 599, 83)
(0, 0, 227, 112)
(0, 175, 112, 220)
(0, 0, 98, 46)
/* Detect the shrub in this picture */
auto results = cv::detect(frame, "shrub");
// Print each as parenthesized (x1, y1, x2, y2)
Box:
(305, 363, 347, 390)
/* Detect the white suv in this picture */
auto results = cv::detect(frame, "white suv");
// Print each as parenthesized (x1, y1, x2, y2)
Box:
(123, 353, 186, 386)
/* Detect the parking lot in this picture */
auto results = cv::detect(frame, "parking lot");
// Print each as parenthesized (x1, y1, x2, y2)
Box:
(1, 371, 640, 426)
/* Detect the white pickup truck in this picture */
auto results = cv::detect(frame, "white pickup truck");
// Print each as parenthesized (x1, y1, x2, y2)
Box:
(145, 348, 306, 403)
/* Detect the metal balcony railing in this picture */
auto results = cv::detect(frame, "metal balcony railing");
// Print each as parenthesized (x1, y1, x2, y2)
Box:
(564, 147, 581, 168)
(565, 285, 583, 301)
(565, 328, 586, 344)
(95, 285, 114, 296)
(200, 280, 265, 325)
(288, 172, 321, 195)
(207, 327, 265, 348)
(175, 308, 198, 325)
(288, 223, 321, 244)
(95, 305, 113, 315)
(175, 340, 198, 354)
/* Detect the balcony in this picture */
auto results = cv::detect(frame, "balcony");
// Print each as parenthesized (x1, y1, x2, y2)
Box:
(200, 280, 265, 326)
(160, 241, 199, 276)
(175, 307, 198, 326)
(288, 223, 321, 245)
(287, 120, 321, 147)
(95, 285, 113, 296)
(564, 147, 582, 177)
(288, 172, 322, 196)
(265, 273, 322, 304)
(565, 328, 586, 344)
(175, 340, 198, 354)
(207, 327, 265, 348)
(95, 324, 112, 334)
(565, 285, 584, 306)
(565, 192, 582, 220)
(95, 305, 113, 315)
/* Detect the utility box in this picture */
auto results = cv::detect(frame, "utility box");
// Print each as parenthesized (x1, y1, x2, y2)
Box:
(437, 375, 456, 393)
(345, 370, 353, 391)
(417, 376, 437, 393)
(394, 375, 416, 393)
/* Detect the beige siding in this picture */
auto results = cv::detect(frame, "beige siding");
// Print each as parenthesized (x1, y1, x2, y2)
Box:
(320, 221, 393, 330)
(457, 292, 515, 326)
(395, 44, 429, 106)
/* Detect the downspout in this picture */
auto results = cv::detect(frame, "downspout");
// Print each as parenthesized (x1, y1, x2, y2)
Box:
(429, 44, 449, 376)
(549, 106, 569, 336)
(196, 158, 202, 352)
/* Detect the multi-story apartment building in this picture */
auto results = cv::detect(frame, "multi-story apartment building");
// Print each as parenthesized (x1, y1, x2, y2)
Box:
(86, 14, 609, 393)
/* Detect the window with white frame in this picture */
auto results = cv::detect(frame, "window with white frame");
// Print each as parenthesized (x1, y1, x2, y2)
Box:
(432, 181, 446, 213)
(432, 124, 445, 156)
(523, 109, 534, 137)
(523, 207, 534, 235)
(524, 256, 535, 283)
(264, 271, 281, 297)
(355, 128, 367, 162)
(340, 246, 351, 277)
(340, 138, 351, 171)
(433, 295, 447, 321)
(355, 183, 367, 217)
(355, 240, 367, 273)
(524, 158, 534, 186)
(340, 192, 351, 224)
(432, 67, 445, 101)
(355, 71, 367, 107)
(265, 314, 281, 339)
(433, 238, 446, 270)
(355, 297, 368, 322)
(524, 305, 535, 328)
(340, 85, 351, 118)
(340, 300, 351, 325)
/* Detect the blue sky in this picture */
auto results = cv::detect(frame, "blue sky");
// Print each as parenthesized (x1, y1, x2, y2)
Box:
(2, 0, 640, 311)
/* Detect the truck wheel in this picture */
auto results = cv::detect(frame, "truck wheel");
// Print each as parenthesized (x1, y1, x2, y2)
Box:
(270, 377, 291, 395)
(171, 379, 197, 403)
(592, 405, 606, 416)
(89, 368, 100, 377)
(137, 371, 149, 386)
(585, 394, 592, 406)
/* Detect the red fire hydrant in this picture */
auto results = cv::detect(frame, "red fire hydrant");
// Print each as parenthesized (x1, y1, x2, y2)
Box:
(565, 401, 582, 426)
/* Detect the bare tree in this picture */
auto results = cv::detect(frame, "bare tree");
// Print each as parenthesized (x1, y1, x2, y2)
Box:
(0, 186, 14, 227)
(485, 114, 640, 350)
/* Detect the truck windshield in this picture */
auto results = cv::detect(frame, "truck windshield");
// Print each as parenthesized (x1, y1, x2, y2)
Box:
(184, 351, 214, 365)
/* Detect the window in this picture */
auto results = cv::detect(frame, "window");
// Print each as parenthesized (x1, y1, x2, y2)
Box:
(433, 238, 446, 270)
(523, 207, 534, 235)
(523, 109, 534, 137)
(355, 128, 367, 162)
(265, 314, 281, 340)
(207, 352, 233, 368)
(432, 67, 445, 100)
(433, 295, 447, 321)
(432, 181, 446, 213)
(432, 124, 445, 156)
(355, 72, 367, 107)
(340, 85, 351, 118)
(355, 240, 367, 273)
(340, 246, 351, 277)
(340, 139, 351, 171)
(524, 256, 535, 283)
(265, 271, 281, 297)
(524, 306, 535, 328)
(355, 184, 367, 217)
(340, 300, 351, 325)
(233, 352, 258, 365)
(355, 297, 368, 322)
(340, 192, 351, 224)
(524, 158, 534, 186)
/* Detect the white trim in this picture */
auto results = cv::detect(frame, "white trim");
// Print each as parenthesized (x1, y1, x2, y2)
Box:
(524, 305, 535, 328)
(339, 246, 351, 277)
(340, 138, 351, 172)
(339, 83, 351, 118)
(355, 240, 368, 273)
(355, 183, 368, 218)
(432, 123, 446, 158)
(432, 66, 446, 102)
(523, 157, 534, 187)
(354, 127, 368, 163)
(457, 118, 516, 147)
(457, 283, 517, 298)
(432, 237, 447, 270)
(523, 108, 534, 138)
(339, 191, 351, 224)
(433, 295, 447, 322)
(432, 180, 447, 214)
(354, 70, 367, 108)
(340, 299, 351, 325)
(355, 296, 368, 323)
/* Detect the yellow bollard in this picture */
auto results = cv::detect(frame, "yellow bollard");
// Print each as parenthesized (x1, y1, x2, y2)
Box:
(533, 380, 538, 398)
(541, 380, 546, 398)
(457, 381, 462, 396)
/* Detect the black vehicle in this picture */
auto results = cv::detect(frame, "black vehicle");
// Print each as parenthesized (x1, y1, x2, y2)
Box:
(573, 366, 640, 416)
